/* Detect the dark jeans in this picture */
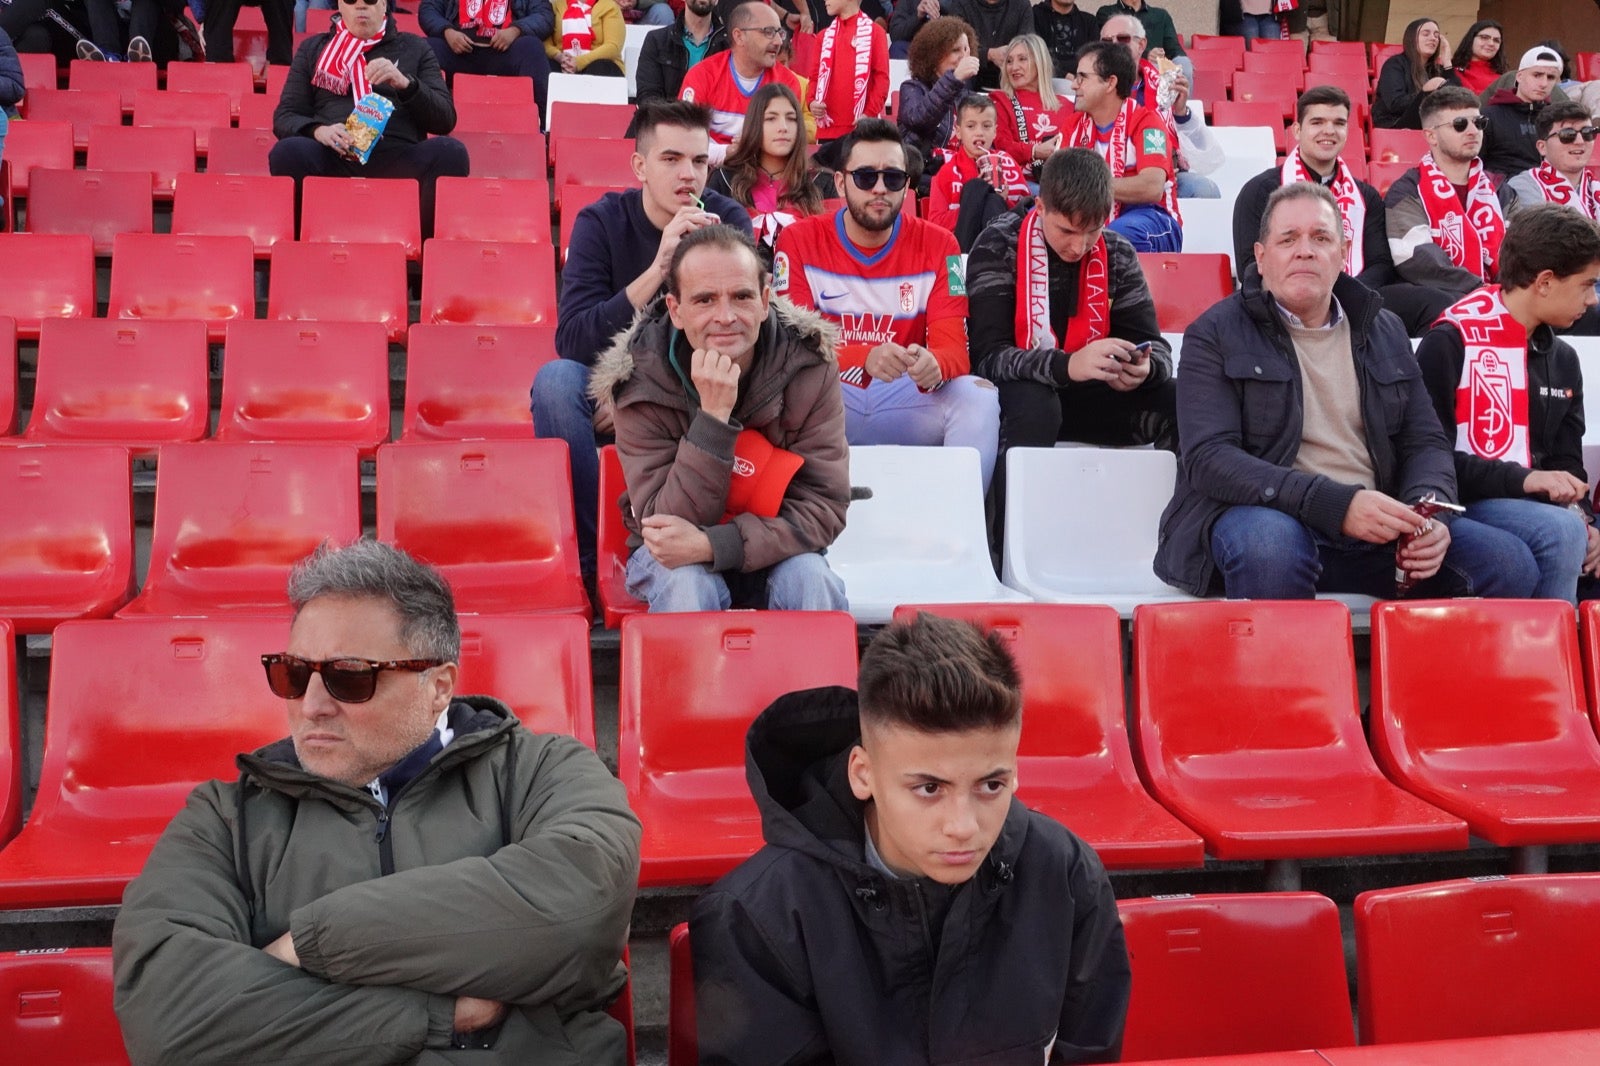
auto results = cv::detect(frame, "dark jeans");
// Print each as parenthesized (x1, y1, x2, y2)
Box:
(529, 359, 609, 576)
(577, 58, 623, 77)
(204, 0, 293, 63)
(428, 35, 550, 121)
(1379, 282, 1454, 336)
(267, 135, 471, 236)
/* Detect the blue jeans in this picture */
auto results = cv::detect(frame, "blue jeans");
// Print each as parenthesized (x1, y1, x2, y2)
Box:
(293, 0, 334, 32)
(530, 359, 605, 576)
(842, 374, 1001, 491)
(1209, 505, 1540, 600)
(1108, 203, 1183, 252)
(1464, 497, 1588, 604)
(625, 546, 847, 612)
(637, 2, 675, 24)
(1241, 13, 1283, 39)
(1176, 170, 1220, 198)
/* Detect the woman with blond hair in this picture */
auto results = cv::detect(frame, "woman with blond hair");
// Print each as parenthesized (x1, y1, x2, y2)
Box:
(990, 33, 1073, 180)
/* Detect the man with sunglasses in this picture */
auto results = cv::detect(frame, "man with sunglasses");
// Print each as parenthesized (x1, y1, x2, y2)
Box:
(1386, 85, 1511, 306)
(678, 0, 809, 165)
(113, 540, 642, 1064)
(773, 118, 1002, 492)
(1480, 46, 1562, 182)
(1502, 101, 1600, 220)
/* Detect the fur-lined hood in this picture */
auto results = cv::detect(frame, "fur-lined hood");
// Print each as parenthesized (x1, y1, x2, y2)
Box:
(587, 294, 839, 410)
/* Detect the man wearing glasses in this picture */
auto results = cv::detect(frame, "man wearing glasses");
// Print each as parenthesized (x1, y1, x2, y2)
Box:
(113, 540, 642, 1063)
(678, 0, 809, 165)
(1099, 14, 1222, 199)
(1386, 85, 1510, 305)
(1480, 46, 1562, 182)
(773, 118, 1002, 493)
(1502, 102, 1600, 220)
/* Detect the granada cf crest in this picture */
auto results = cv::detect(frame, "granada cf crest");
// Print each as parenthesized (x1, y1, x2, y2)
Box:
(1468, 349, 1515, 458)
(1437, 215, 1464, 265)
(899, 282, 915, 314)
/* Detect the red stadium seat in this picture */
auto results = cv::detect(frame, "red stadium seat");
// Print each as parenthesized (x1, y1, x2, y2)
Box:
(401, 322, 556, 441)
(548, 102, 635, 166)
(204, 126, 276, 176)
(118, 443, 361, 618)
(1247, 36, 1306, 57)
(375, 439, 589, 616)
(24, 318, 209, 447)
(236, 91, 276, 130)
(1132, 600, 1468, 861)
(172, 172, 296, 257)
(268, 240, 409, 343)
(1369, 43, 1402, 77)
(1368, 126, 1427, 166)
(1188, 34, 1245, 69)
(1579, 52, 1600, 83)
(452, 71, 535, 108)
(86, 123, 196, 200)
(1230, 71, 1297, 120)
(67, 57, 155, 112)
(1302, 70, 1371, 124)
(0, 444, 134, 633)
(1137, 253, 1234, 333)
(25, 167, 153, 256)
(165, 61, 256, 117)
(0, 233, 95, 339)
(433, 176, 552, 245)
(1119, 893, 1354, 1061)
(455, 98, 541, 135)
(1366, 161, 1411, 197)
(107, 233, 255, 342)
(1188, 63, 1233, 114)
(216, 320, 391, 452)
(668, 923, 696, 1066)
(560, 184, 628, 262)
(0, 622, 17, 848)
(17, 51, 56, 94)
(1311, 39, 1367, 59)
(1241, 50, 1309, 78)
(2, 120, 73, 197)
(1210, 101, 1288, 153)
(455, 614, 596, 747)
(0, 617, 288, 907)
(892, 603, 1204, 869)
(1579, 600, 1600, 734)
(1370, 600, 1600, 848)
(265, 63, 289, 102)
(1356, 873, 1600, 1044)
(1307, 50, 1368, 77)
(0, 317, 14, 434)
(597, 445, 646, 628)
(233, 4, 270, 76)
(300, 176, 423, 260)
(0, 161, 8, 231)
(0, 947, 129, 1065)
(22, 88, 120, 150)
(452, 131, 549, 180)
(132, 88, 231, 155)
(553, 137, 638, 197)
(421, 239, 558, 326)
(619, 610, 860, 886)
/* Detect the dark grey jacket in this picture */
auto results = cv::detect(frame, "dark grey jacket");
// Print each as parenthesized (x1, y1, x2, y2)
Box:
(1155, 271, 1459, 596)
(0, 27, 22, 110)
(634, 11, 729, 106)
(274, 23, 458, 147)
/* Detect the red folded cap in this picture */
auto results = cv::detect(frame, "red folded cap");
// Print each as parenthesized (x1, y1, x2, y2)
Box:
(723, 428, 804, 521)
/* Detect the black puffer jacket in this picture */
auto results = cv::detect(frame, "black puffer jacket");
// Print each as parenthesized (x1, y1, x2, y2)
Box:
(0, 27, 23, 110)
(634, 10, 728, 106)
(689, 687, 1131, 1066)
(274, 21, 457, 149)
(1479, 89, 1547, 180)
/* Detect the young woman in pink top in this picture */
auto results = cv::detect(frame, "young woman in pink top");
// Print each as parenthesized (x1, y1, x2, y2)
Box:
(706, 82, 826, 264)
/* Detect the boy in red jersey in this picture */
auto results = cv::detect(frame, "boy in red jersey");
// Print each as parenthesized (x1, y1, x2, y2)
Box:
(926, 92, 1032, 245)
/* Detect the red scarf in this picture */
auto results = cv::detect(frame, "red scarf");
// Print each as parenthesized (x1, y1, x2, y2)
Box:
(1442, 286, 1531, 466)
(1530, 161, 1600, 221)
(947, 148, 1029, 207)
(1281, 149, 1365, 275)
(459, 0, 512, 34)
(1134, 59, 1188, 173)
(1015, 208, 1109, 355)
(1069, 98, 1135, 221)
(814, 11, 874, 126)
(561, 0, 594, 51)
(312, 20, 384, 100)
(1416, 152, 1505, 280)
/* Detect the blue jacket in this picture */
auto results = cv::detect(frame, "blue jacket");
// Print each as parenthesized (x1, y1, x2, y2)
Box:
(0, 28, 24, 110)
(555, 187, 752, 366)
(1154, 270, 1459, 596)
(418, 0, 555, 43)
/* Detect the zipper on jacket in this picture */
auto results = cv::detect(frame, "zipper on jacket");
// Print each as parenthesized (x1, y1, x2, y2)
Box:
(374, 807, 394, 875)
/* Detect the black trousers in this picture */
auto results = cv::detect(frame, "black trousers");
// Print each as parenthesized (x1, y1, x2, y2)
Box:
(267, 135, 472, 236)
(1378, 282, 1454, 336)
(204, 0, 293, 63)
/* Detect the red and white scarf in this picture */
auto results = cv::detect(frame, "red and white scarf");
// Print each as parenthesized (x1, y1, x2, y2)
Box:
(1133, 59, 1188, 173)
(1416, 152, 1505, 281)
(1442, 286, 1531, 466)
(1281, 149, 1365, 275)
(814, 12, 874, 125)
(313, 20, 385, 99)
(459, 0, 512, 34)
(1070, 98, 1135, 221)
(1015, 208, 1110, 354)
(1530, 161, 1600, 221)
(561, 0, 594, 51)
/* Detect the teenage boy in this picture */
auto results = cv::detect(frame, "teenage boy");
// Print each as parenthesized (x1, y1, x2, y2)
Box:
(802, 0, 889, 170)
(1502, 101, 1600, 219)
(691, 611, 1131, 1064)
(927, 93, 1031, 241)
(1416, 203, 1600, 604)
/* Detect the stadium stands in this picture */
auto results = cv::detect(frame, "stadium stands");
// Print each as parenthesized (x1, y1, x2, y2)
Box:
(0, 947, 129, 1065)
(106, 233, 254, 341)
(215, 320, 392, 452)
(401, 323, 558, 441)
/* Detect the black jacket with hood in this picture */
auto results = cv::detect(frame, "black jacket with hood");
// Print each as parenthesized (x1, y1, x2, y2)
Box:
(1480, 88, 1547, 181)
(689, 687, 1131, 1066)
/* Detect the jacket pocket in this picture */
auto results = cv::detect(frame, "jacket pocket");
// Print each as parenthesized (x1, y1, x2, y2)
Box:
(1224, 351, 1295, 451)
(1363, 343, 1422, 433)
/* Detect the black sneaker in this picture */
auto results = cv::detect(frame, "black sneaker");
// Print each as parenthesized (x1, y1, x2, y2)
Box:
(127, 35, 153, 62)
(76, 38, 107, 62)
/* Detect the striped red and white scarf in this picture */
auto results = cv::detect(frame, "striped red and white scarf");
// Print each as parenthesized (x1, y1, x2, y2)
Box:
(1015, 208, 1109, 355)
(312, 20, 385, 100)
(1416, 152, 1504, 280)
(1530, 161, 1600, 221)
(814, 11, 875, 125)
(1282, 149, 1365, 275)
(1442, 286, 1531, 466)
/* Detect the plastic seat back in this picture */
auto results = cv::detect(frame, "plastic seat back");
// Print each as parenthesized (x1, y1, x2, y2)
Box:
(172, 172, 295, 256)
(1205, 123, 1281, 196)
(121, 443, 361, 617)
(1367, 161, 1411, 198)
(451, 131, 549, 180)
(547, 100, 633, 148)
(543, 70, 628, 126)
(1241, 50, 1308, 78)
(421, 239, 558, 326)
(165, 62, 255, 116)
(216, 320, 391, 452)
(1137, 253, 1233, 333)
(455, 98, 542, 136)
(0, 317, 14, 435)
(376, 439, 588, 616)
(24, 167, 152, 257)
(452, 72, 535, 108)
(1120, 893, 1353, 1060)
(668, 922, 696, 1066)
(401, 323, 556, 440)
(0, 445, 134, 633)
(0, 621, 17, 847)
(132, 88, 232, 155)
(596, 445, 646, 627)
(0, 617, 288, 907)
(1171, 197, 1235, 272)
(66, 59, 154, 111)
(551, 137, 636, 192)
(17, 51, 56, 94)
(204, 126, 276, 176)
(0, 233, 95, 338)
(22, 88, 120, 149)
(268, 241, 409, 343)
(3, 120, 74, 197)
(0, 947, 129, 1065)
(301, 176, 423, 260)
(1368, 127, 1428, 166)
(1229, 71, 1297, 119)
(86, 124, 195, 200)
(25, 319, 209, 447)
(1578, 599, 1600, 735)
(619, 610, 860, 885)
(107, 233, 255, 342)
(455, 614, 595, 747)
(1356, 873, 1600, 1043)
(433, 177, 552, 245)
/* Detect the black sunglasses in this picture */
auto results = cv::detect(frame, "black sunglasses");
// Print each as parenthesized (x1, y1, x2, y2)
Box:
(1100, 33, 1135, 44)
(1551, 126, 1600, 144)
(262, 653, 444, 704)
(339, 0, 382, 6)
(1434, 115, 1490, 133)
(845, 167, 910, 192)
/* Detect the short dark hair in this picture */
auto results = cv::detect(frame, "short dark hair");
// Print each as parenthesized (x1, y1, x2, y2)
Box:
(1537, 101, 1593, 142)
(288, 540, 460, 661)
(1076, 40, 1134, 100)
(1419, 85, 1480, 127)
(1296, 84, 1351, 124)
(1037, 147, 1113, 226)
(1499, 203, 1600, 289)
(634, 98, 712, 152)
(665, 225, 764, 297)
(838, 117, 909, 173)
(956, 92, 996, 120)
(858, 613, 1022, 734)
(1258, 181, 1342, 245)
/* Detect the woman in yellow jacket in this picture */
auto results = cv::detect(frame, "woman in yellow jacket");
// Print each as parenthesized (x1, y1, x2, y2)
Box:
(545, 0, 625, 77)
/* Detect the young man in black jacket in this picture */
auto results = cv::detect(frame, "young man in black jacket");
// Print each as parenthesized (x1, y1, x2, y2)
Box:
(691, 612, 1130, 1065)
(1415, 203, 1599, 603)
(633, 0, 728, 106)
